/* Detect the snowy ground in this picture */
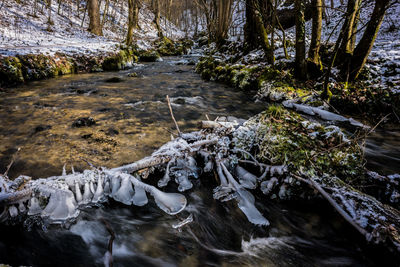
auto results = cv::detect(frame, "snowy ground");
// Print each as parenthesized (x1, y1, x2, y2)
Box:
(0, 0, 184, 56)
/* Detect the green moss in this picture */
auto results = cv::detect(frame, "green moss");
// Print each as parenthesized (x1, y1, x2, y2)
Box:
(139, 50, 161, 62)
(236, 109, 364, 181)
(0, 56, 24, 85)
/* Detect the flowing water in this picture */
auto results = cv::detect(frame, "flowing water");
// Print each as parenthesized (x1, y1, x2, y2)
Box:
(0, 54, 399, 266)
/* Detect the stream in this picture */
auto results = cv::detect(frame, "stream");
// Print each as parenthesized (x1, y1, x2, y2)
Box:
(0, 53, 399, 266)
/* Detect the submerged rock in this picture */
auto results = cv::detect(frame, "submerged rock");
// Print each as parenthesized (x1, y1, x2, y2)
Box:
(72, 117, 96, 128)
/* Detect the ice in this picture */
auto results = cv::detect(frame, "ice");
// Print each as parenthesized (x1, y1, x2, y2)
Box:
(172, 214, 194, 229)
(152, 189, 187, 215)
(18, 202, 26, 213)
(174, 170, 193, 192)
(90, 181, 96, 195)
(237, 189, 269, 226)
(113, 174, 135, 205)
(82, 182, 92, 204)
(204, 160, 213, 173)
(158, 161, 172, 188)
(42, 190, 79, 223)
(260, 178, 279, 195)
(9, 206, 18, 217)
(131, 177, 148, 206)
(92, 174, 104, 203)
(236, 166, 257, 189)
(110, 175, 121, 197)
(74, 182, 83, 203)
(28, 196, 43, 215)
(213, 186, 233, 200)
(270, 165, 286, 176)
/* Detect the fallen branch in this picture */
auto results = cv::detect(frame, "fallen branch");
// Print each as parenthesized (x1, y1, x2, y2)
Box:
(166, 95, 181, 136)
(101, 219, 115, 267)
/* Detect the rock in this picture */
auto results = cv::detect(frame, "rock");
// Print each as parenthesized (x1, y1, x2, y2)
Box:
(104, 77, 123, 83)
(33, 125, 52, 134)
(105, 128, 119, 136)
(72, 117, 96, 128)
(128, 72, 138, 77)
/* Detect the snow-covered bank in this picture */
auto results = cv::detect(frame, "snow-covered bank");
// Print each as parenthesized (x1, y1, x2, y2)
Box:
(0, 0, 184, 56)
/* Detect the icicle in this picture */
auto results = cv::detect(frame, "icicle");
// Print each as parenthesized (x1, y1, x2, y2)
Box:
(127, 174, 187, 215)
(236, 166, 257, 189)
(260, 178, 278, 195)
(43, 190, 79, 223)
(158, 160, 172, 188)
(216, 162, 228, 186)
(90, 181, 96, 195)
(82, 182, 92, 204)
(131, 176, 148, 206)
(237, 189, 269, 226)
(213, 186, 233, 200)
(172, 214, 193, 229)
(204, 160, 213, 173)
(18, 202, 26, 213)
(92, 174, 104, 203)
(62, 164, 67, 176)
(28, 196, 43, 215)
(74, 181, 83, 203)
(186, 156, 199, 178)
(110, 176, 121, 197)
(42, 191, 60, 216)
(9, 205, 18, 217)
(103, 180, 110, 195)
(71, 165, 75, 174)
(174, 170, 193, 192)
(113, 174, 134, 205)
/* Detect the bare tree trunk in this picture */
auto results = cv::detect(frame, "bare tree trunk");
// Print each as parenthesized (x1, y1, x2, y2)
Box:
(295, 0, 306, 80)
(307, 0, 322, 74)
(244, 0, 274, 63)
(153, 0, 163, 38)
(101, 0, 110, 27)
(339, 0, 361, 57)
(88, 0, 103, 36)
(346, 0, 390, 81)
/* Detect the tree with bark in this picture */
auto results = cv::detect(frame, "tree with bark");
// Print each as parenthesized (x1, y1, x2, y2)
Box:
(307, 0, 323, 76)
(244, 0, 274, 64)
(295, 0, 306, 79)
(88, 0, 103, 36)
(126, 0, 140, 45)
(344, 0, 391, 81)
(152, 0, 163, 38)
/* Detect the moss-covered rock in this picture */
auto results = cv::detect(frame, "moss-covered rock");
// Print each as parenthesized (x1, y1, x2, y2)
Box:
(139, 50, 161, 62)
(234, 107, 364, 181)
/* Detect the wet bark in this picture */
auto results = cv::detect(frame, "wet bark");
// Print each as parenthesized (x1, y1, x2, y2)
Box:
(295, 0, 306, 80)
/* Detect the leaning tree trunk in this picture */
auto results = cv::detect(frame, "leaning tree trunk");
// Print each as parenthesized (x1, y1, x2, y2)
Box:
(337, 0, 362, 80)
(307, 0, 323, 76)
(88, 0, 103, 35)
(244, 0, 274, 64)
(346, 0, 390, 81)
(295, 0, 306, 80)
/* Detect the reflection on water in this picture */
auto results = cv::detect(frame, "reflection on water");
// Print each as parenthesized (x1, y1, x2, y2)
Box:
(0, 57, 263, 179)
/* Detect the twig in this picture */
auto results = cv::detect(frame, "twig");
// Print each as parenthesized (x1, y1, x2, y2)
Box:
(101, 219, 115, 267)
(4, 147, 21, 177)
(166, 95, 181, 136)
(292, 174, 368, 237)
